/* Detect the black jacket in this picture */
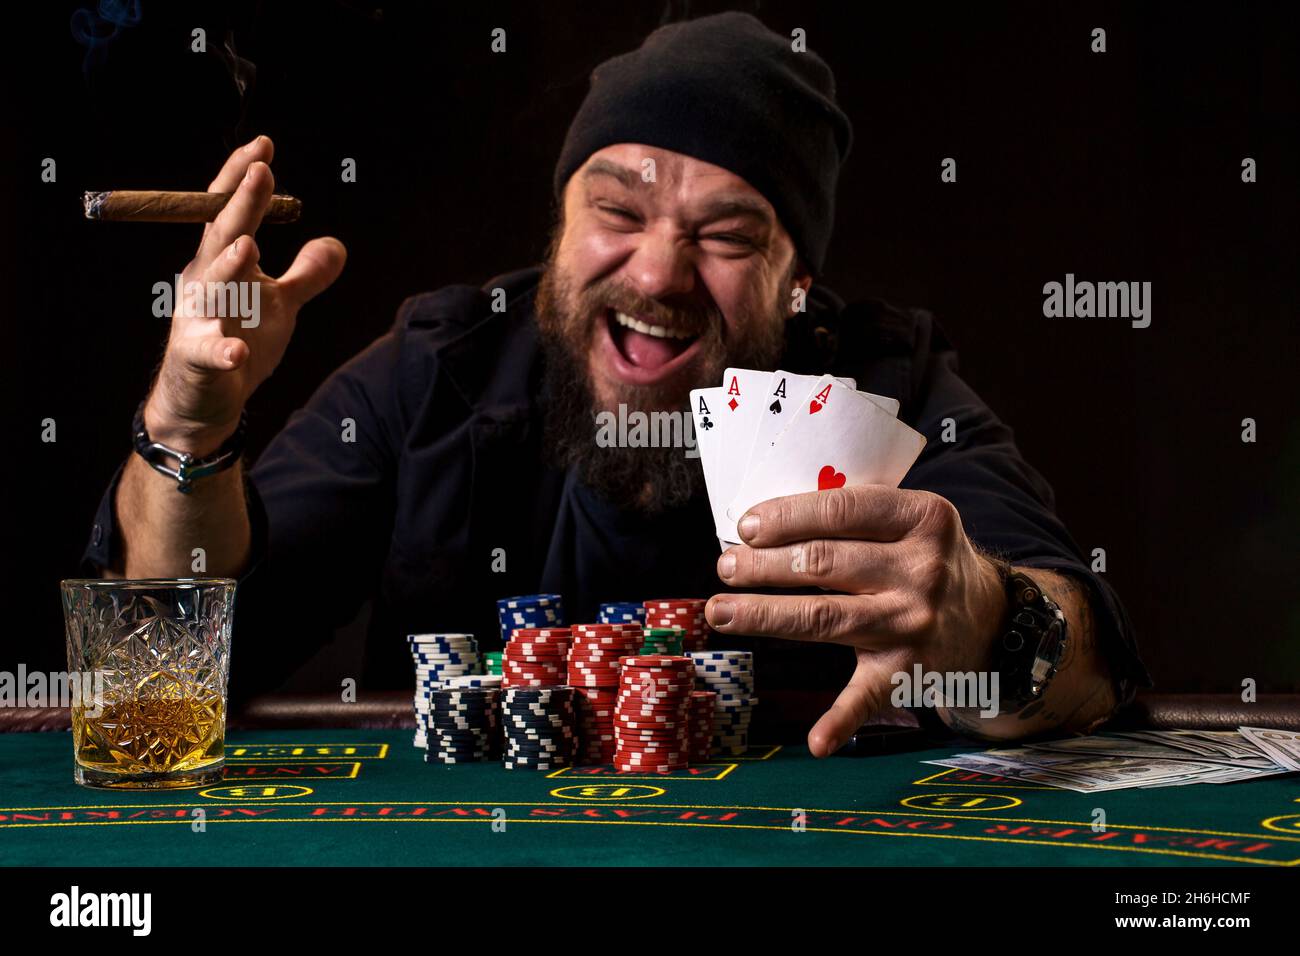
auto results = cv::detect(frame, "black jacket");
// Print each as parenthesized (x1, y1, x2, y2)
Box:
(83, 266, 1152, 714)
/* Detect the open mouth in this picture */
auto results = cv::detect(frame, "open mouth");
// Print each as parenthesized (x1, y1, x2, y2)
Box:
(600, 308, 703, 384)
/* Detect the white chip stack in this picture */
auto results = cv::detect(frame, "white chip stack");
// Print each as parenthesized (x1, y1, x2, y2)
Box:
(688, 650, 756, 755)
(408, 633, 482, 748)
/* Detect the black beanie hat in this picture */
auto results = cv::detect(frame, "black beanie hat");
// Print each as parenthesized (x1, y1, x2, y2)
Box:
(553, 12, 853, 275)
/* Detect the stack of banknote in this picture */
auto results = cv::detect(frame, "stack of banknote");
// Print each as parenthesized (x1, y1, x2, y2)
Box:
(925, 727, 1300, 792)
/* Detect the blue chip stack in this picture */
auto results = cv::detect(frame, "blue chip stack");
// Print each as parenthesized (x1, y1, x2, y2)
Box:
(501, 686, 578, 770)
(598, 601, 648, 626)
(688, 650, 757, 755)
(408, 633, 482, 748)
(496, 593, 565, 644)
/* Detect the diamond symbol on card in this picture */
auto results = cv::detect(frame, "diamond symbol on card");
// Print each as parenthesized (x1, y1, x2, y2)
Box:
(728, 398, 738, 411)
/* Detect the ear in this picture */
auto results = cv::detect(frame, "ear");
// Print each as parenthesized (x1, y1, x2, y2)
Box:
(792, 258, 814, 295)
(785, 256, 814, 316)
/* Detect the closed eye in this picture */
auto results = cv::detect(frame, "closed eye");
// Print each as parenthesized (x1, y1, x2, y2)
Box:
(703, 233, 754, 248)
(597, 204, 641, 222)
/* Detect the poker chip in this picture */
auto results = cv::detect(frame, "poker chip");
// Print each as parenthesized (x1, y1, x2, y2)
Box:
(614, 760, 689, 773)
(496, 594, 567, 644)
(501, 626, 572, 689)
(615, 711, 689, 723)
(409, 633, 486, 748)
(500, 686, 577, 770)
(599, 602, 648, 626)
(613, 653, 694, 772)
(687, 690, 717, 761)
(573, 683, 622, 763)
(423, 686, 500, 764)
(689, 651, 756, 754)
(504, 724, 575, 736)
(639, 625, 686, 656)
(564, 622, 642, 764)
(443, 674, 504, 689)
(415, 600, 756, 770)
(616, 725, 682, 736)
(617, 697, 689, 710)
(642, 598, 712, 652)
(497, 594, 562, 609)
(619, 655, 694, 671)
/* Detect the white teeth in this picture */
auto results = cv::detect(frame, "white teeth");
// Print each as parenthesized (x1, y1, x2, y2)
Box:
(613, 310, 693, 340)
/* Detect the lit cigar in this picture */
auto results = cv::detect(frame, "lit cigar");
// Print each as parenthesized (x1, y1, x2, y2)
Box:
(83, 190, 302, 223)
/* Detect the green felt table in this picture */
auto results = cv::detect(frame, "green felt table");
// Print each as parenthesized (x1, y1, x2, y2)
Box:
(2, 729, 1297, 867)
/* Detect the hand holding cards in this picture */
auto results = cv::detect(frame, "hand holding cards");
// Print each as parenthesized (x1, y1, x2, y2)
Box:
(692, 369, 923, 545)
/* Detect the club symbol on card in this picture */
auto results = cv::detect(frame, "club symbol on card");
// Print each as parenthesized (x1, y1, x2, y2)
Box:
(817, 465, 846, 490)
(768, 400, 782, 414)
(700, 416, 714, 430)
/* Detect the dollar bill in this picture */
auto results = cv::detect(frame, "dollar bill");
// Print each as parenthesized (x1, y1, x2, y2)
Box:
(1239, 726, 1300, 771)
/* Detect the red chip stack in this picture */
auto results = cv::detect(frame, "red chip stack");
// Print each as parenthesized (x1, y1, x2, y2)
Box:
(501, 627, 572, 689)
(567, 623, 643, 764)
(614, 654, 696, 772)
(571, 687, 618, 764)
(642, 598, 711, 652)
(687, 690, 717, 761)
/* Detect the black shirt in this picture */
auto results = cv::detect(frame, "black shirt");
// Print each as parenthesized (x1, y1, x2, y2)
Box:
(82, 266, 1152, 716)
(541, 469, 718, 612)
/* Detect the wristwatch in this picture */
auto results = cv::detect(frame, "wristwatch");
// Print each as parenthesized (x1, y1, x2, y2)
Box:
(987, 561, 1068, 714)
(131, 400, 247, 493)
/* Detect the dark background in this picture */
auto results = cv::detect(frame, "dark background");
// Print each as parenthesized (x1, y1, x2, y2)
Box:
(6, 0, 1297, 692)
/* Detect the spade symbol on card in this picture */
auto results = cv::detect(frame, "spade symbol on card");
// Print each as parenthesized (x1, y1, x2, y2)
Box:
(817, 465, 846, 490)
(768, 400, 782, 414)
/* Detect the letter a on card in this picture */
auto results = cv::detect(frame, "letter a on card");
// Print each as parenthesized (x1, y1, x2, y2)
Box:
(728, 375, 926, 523)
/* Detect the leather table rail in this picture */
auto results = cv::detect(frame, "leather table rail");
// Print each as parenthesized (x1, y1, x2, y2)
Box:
(2, 692, 1297, 733)
(1108, 693, 1300, 733)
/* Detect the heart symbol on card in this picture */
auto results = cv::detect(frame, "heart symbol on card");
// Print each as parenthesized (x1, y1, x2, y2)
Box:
(817, 465, 846, 490)
(809, 400, 824, 414)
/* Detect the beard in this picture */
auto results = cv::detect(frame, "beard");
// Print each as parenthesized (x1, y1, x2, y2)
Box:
(535, 228, 789, 515)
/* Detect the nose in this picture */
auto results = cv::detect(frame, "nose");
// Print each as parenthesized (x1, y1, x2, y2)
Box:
(623, 227, 696, 303)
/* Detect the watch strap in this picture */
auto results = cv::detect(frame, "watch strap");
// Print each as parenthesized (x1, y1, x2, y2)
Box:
(988, 561, 1068, 708)
(131, 401, 247, 493)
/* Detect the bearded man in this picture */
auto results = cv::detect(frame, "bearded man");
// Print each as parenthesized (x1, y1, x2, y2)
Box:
(84, 13, 1149, 753)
